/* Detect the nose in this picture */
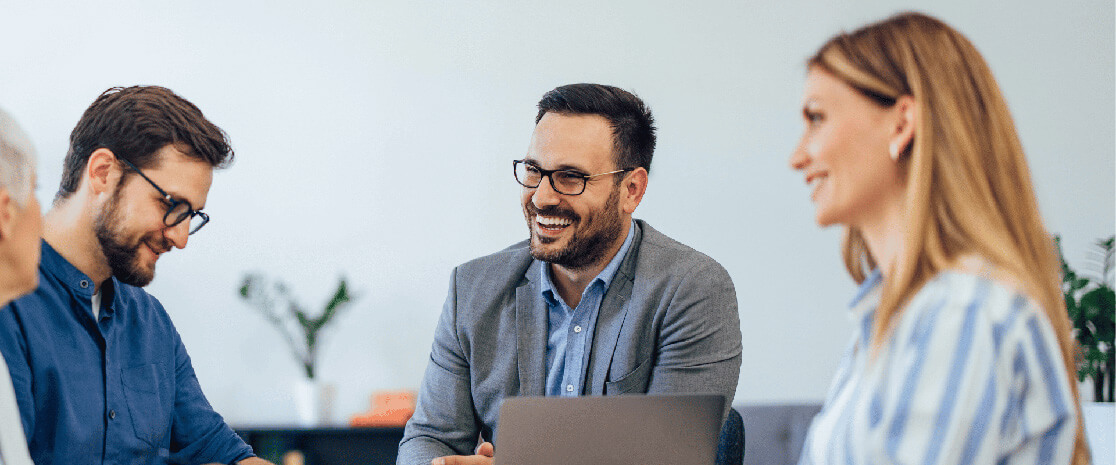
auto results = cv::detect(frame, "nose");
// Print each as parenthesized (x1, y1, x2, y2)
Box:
(789, 139, 811, 171)
(531, 175, 563, 209)
(164, 220, 191, 250)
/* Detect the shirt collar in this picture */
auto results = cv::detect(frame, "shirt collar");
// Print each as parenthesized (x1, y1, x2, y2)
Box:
(40, 240, 98, 296)
(848, 268, 883, 316)
(539, 219, 637, 306)
(40, 239, 118, 316)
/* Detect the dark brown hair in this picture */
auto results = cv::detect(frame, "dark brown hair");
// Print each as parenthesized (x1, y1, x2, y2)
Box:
(57, 86, 233, 201)
(536, 83, 656, 173)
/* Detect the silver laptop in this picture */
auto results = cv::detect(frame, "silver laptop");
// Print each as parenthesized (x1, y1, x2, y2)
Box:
(495, 394, 725, 465)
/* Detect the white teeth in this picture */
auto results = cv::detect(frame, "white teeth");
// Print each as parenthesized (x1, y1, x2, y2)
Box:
(536, 215, 572, 227)
(808, 175, 826, 189)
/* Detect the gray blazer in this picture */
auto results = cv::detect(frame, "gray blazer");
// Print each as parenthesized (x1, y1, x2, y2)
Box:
(397, 220, 742, 465)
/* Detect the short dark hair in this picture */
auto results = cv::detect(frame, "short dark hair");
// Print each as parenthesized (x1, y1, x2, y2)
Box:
(57, 85, 233, 200)
(535, 83, 656, 173)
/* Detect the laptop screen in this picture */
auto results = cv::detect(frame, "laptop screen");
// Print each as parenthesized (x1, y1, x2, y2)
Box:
(495, 394, 725, 465)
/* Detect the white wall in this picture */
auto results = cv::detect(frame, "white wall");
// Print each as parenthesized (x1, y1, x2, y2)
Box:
(0, 0, 1111, 425)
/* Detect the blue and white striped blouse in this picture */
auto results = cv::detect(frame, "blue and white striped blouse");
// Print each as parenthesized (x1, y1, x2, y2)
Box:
(799, 269, 1078, 465)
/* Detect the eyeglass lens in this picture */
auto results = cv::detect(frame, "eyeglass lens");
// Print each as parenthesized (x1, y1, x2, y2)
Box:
(515, 162, 586, 195)
(163, 202, 207, 234)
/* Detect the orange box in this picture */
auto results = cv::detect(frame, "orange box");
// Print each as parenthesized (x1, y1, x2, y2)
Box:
(350, 390, 416, 427)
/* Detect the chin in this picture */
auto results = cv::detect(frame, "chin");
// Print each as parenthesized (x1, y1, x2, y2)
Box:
(814, 211, 836, 227)
(530, 237, 558, 256)
(812, 202, 847, 227)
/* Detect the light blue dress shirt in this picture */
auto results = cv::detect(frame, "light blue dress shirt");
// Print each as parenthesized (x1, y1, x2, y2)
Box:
(540, 220, 636, 397)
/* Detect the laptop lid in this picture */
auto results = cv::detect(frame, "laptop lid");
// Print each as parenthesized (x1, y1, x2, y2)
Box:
(495, 394, 725, 465)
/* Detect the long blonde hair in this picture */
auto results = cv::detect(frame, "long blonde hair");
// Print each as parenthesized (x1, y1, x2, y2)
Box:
(810, 12, 1089, 464)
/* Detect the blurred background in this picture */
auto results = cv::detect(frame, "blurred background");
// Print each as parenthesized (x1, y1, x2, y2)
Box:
(0, 0, 1111, 426)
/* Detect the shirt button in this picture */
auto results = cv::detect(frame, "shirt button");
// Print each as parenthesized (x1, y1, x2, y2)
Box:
(108, 410, 116, 419)
(566, 384, 574, 392)
(79, 280, 89, 289)
(573, 325, 582, 333)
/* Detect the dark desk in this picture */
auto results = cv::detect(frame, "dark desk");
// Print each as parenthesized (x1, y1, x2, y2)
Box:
(235, 426, 405, 465)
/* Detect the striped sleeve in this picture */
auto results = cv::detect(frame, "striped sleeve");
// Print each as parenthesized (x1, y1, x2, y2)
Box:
(867, 276, 1077, 465)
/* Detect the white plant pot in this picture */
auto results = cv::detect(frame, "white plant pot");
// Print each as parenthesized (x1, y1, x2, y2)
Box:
(293, 378, 336, 427)
(1083, 401, 1114, 465)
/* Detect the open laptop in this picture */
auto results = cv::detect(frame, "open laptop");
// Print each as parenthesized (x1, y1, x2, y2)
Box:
(495, 394, 725, 465)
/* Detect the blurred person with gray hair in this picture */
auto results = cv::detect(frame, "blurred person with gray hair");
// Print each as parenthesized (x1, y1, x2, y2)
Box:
(0, 106, 42, 465)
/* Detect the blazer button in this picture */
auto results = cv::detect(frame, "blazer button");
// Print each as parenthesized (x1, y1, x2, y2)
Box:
(108, 410, 116, 419)
(80, 280, 89, 289)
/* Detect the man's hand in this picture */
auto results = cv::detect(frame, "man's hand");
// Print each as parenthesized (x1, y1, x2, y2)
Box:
(432, 441, 495, 465)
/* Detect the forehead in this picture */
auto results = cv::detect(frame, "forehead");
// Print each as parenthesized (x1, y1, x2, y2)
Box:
(802, 68, 857, 106)
(137, 145, 214, 208)
(526, 112, 615, 170)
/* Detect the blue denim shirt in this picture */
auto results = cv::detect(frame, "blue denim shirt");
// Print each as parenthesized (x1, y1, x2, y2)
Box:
(0, 241, 253, 465)
(540, 220, 636, 397)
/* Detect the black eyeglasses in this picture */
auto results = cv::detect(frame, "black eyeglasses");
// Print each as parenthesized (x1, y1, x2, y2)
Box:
(513, 160, 631, 196)
(117, 157, 210, 235)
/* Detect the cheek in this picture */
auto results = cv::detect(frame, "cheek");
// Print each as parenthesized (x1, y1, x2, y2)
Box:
(809, 125, 844, 164)
(805, 138, 823, 159)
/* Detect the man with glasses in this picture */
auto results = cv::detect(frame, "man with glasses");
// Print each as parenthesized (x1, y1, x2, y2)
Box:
(0, 86, 271, 465)
(398, 84, 742, 465)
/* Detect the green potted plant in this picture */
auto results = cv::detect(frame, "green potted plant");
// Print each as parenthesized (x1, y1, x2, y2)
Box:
(238, 273, 356, 424)
(1056, 235, 1114, 402)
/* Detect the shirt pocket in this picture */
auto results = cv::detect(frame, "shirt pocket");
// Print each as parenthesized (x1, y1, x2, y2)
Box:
(604, 357, 652, 394)
(121, 363, 169, 447)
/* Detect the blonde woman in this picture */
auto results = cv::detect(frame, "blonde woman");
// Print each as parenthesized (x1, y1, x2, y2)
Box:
(790, 12, 1090, 465)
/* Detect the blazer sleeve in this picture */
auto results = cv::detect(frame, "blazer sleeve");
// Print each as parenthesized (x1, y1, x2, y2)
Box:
(644, 259, 742, 419)
(397, 268, 479, 465)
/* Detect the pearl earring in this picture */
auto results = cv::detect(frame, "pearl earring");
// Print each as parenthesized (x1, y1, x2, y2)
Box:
(889, 142, 900, 161)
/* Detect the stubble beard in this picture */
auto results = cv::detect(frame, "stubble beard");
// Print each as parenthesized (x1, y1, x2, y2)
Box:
(93, 189, 165, 287)
(525, 186, 624, 271)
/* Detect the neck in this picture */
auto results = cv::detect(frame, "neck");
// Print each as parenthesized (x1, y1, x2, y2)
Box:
(0, 245, 24, 305)
(858, 193, 908, 280)
(548, 219, 631, 307)
(0, 283, 22, 308)
(43, 198, 112, 291)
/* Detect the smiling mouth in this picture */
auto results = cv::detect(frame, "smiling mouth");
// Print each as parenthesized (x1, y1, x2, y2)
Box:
(535, 214, 573, 234)
(806, 173, 827, 199)
(144, 241, 169, 258)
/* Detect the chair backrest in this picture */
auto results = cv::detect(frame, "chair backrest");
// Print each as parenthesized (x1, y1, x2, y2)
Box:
(737, 403, 822, 465)
(716, 407, 745, 465)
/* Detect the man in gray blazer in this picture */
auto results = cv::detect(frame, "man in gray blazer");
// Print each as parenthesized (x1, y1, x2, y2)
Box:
(398, 83, 742, 465)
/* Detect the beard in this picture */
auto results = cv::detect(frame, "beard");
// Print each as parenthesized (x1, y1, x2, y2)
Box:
(525, 186, 624, 271)
(93, 189, 169, 287)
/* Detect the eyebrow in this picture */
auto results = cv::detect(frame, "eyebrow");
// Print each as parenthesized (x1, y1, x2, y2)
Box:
(801, 98, 821, 117)
(521, 158, 590, 173)
(156, 189, 205, 212)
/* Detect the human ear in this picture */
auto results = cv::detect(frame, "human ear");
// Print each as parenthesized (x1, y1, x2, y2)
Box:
(888, 96, 918, 161)
(0, 189, 12, 241)
(621, 167, 648, 214)
(86, 148, 122, 196)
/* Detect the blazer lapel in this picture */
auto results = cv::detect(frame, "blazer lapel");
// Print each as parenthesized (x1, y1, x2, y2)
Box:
(585, 222, 643, 394)
(515, 260, 548, 396)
